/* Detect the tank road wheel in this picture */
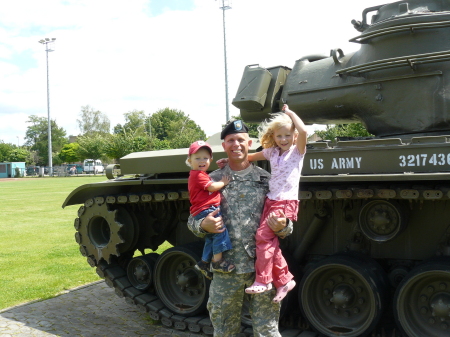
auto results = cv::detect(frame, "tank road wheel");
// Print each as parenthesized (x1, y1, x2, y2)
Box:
(394, 260, 450, 337)
(75, 203, 136, 265)
(154, 244, 209, 316)
(127, 253, 159, 291)
(299, 254, 388, 337)
(359, 200, 407, 242)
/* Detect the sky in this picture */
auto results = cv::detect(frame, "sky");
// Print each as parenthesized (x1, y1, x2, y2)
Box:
(0, 0, 383, 146)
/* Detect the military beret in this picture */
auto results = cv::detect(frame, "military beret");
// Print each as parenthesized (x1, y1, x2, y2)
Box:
(220, 120, 249, 139)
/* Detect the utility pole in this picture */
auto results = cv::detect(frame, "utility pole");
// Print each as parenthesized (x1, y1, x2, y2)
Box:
(217, 0, 232, 123)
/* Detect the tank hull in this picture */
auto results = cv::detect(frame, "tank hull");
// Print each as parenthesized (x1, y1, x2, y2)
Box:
(64, 134, 450, 336)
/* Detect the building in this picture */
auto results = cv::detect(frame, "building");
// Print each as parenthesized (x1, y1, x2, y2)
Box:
(0, 162, 26, 178)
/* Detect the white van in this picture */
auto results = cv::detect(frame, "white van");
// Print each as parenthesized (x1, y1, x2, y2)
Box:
(83, 159, 104, 174)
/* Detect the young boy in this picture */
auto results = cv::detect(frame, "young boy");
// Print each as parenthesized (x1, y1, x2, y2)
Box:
(187, 140, 235, 279)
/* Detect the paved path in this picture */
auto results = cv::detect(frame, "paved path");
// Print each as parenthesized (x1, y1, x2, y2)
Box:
(0, 281, 202, 337)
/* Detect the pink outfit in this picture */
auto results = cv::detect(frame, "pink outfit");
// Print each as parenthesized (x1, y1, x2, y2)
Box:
(254, 146, 304, 288)
(262, 145, 304, 201)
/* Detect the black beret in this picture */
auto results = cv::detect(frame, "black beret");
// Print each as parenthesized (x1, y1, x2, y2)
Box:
(220, 120, 249, 139)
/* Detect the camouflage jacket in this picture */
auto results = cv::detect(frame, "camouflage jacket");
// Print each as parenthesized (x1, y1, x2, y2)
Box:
(187, 164, 293, 274)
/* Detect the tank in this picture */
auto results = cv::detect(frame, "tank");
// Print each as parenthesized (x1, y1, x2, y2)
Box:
(63, 1, 450, 336)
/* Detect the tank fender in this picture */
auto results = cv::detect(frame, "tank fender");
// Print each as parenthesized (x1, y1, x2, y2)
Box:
(62, 178, 146, 208)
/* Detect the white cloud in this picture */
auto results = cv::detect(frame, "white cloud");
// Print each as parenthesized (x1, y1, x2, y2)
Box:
(0, 0, 382, 145)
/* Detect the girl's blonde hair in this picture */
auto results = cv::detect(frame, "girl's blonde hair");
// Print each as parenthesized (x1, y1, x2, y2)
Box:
(258, 112, 297, 149)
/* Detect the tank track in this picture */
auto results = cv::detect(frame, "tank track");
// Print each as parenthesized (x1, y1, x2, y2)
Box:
(95, 258, 403, 337)
(73, 181, 450, 337)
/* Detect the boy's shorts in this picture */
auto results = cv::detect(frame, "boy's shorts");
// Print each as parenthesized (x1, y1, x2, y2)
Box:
(193, 205, 221, 220)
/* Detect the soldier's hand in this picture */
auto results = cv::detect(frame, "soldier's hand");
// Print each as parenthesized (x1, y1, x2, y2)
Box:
(200, 208, 225, 233)
(216, 158, 228, 169)
(267, 209, 287, 233)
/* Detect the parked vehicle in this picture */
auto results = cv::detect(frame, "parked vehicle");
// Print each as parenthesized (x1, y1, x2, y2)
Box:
(26, 166, 49, 176)
(64, 1, 450, 336)
(67, 164, 83, 175)
(83, 159, 104, 174)
(26, 166, 40, 176)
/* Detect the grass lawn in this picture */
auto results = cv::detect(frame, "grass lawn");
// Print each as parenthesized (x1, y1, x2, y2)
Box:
(0, 176, 171, 310)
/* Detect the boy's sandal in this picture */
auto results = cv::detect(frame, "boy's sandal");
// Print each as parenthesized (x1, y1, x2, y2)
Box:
(245, 282, 272, 294)
(272, 280, 296, 303)
(211, 258, 235, 273)
(195, 261, 213, 280)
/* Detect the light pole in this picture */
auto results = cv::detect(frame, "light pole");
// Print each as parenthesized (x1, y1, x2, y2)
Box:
(38, 37, 56, 176)
(217, 0, 232, 123)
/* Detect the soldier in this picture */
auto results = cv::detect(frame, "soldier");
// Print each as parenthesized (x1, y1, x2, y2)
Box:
(187, 120, 293, 337)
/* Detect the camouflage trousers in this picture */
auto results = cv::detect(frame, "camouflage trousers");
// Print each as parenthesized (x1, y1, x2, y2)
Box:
(207, 272, 281, 337)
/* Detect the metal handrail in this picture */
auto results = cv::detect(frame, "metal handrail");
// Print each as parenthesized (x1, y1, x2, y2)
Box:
(337, 50, 450, 76)
(350, 20, 450, 43)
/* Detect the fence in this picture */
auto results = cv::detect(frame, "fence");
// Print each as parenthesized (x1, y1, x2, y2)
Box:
(24, 165, 106, 177)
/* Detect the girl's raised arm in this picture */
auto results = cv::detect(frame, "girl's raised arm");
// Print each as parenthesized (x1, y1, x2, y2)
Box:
(248, 151, 266, 162)
(282, 104, 308, 155)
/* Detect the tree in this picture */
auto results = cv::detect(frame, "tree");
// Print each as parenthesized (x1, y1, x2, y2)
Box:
(52, 152, 64, 165)
(0, 142, 13, 162)
(59, 143, 80, 163)
(149, 108, 206, 148)
(77, 105, 110, 136)
(113, 123, 124, 135)
(8, 148, 29, 162)
(24, 115, 67, 165)
(118, 110, 147, 134)
(314, 123, 373, 141)
(104, 130, 151, 161)
(27, 150, 40, 166)
(150, 138, 172, 151)
(77, 134, 107, 161)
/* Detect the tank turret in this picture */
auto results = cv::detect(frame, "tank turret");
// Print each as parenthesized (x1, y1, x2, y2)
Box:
(233, 0, 450, 138)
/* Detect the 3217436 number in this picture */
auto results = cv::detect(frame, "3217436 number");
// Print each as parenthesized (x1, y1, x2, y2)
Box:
(399, 153, 449, 167)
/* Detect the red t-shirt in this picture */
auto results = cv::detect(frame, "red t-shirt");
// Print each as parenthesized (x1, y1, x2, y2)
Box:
(188, 170, 221, 216)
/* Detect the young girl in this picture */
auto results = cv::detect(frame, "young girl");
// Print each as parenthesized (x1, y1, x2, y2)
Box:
(221, 104, 307, 303)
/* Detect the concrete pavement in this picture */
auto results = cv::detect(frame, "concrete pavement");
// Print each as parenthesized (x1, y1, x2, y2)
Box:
(0, 281, 202, 337)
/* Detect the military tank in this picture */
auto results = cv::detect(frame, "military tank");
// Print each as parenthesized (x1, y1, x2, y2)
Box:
(63, 1, 450, 336)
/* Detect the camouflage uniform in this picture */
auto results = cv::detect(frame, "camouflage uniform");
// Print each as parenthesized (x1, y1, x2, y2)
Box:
(187, 164, 293, 337)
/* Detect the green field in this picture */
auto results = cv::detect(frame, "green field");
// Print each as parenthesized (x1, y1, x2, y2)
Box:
(0, 176, 169, 310)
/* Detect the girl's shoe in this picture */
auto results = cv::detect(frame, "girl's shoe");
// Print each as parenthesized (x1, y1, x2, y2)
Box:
(245, 282, 272, 294)
(272, 280, 296, 303)
(211, 258, 235, 273)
